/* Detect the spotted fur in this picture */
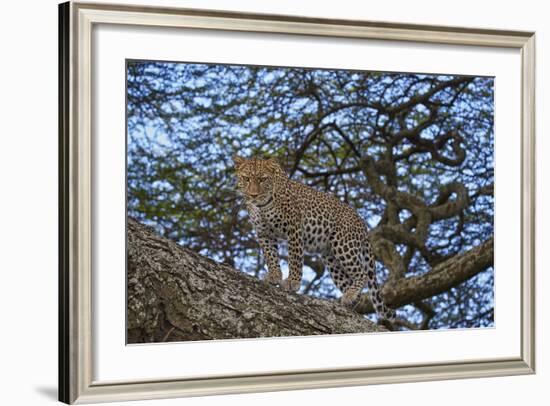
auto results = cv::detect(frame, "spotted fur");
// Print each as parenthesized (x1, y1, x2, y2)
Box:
(233, 156, 395, 321)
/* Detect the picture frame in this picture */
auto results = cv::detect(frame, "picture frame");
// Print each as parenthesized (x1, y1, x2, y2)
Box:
(59, 1, 536, 404)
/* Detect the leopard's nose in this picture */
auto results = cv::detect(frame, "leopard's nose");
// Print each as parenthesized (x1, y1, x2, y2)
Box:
(247, 182, 260, 197)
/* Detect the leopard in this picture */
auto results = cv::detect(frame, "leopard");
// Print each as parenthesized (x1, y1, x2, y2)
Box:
(233, 155, 395, 322)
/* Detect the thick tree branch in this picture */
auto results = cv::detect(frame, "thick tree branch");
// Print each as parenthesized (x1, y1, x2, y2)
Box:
(354, 237, 494, 314)
(127, 218, 385, 343)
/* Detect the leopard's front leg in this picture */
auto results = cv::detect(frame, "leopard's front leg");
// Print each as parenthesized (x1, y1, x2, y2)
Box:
(282, 227, 303, 292)
(258, 237, 282, 285)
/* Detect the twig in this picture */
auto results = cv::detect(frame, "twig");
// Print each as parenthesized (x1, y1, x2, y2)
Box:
(161, 326, 176, 342)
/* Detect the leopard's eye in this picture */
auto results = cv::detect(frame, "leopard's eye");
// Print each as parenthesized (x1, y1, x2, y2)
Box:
(241, 176, 250, 183)
(260, 177, 268, 182)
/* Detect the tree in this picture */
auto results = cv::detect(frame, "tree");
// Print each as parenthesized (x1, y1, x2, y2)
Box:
(127, 218, 385, 343)
(127, 61, 494, 331)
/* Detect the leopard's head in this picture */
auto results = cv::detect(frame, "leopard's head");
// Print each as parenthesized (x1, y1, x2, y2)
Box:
(233, 156, 285, 206)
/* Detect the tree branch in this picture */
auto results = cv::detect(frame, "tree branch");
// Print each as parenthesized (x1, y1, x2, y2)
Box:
(127, 218, 385, 343)
(354, 237, 494, 314)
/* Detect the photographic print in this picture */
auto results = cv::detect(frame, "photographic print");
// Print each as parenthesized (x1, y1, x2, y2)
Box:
(59, 5, 535, 402)
(126, 60, 494, 344)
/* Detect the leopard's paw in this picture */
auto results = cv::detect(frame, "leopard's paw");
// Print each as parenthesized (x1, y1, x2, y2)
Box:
(382, 308, 396, 322)
(340, 290, 361, 308)
(264, 270, 282, 285)
(281, 278, 301, 292)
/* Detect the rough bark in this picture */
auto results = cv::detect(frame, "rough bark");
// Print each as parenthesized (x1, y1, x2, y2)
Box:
(127, 218, 385, 343)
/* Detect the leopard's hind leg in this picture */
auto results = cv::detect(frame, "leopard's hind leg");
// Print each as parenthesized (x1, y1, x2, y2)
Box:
(330, 241, 367, 308)
(322, 255, 353, 294)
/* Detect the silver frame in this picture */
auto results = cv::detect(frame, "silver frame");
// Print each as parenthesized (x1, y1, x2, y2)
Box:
(58, 1, 536, 403)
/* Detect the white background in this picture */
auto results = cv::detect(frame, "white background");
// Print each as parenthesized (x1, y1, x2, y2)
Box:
(96, 20, 521, 381)
(94, 22, 521, 382)
(0, 0, 547, 404)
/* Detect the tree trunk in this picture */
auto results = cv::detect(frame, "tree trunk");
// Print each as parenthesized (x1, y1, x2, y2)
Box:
(127, 218, 385, 343)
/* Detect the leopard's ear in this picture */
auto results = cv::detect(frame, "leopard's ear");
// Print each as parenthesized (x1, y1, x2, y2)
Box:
(266, 156, 287, 175)
(265, 156, 280, 167)
(233, 155, 246, 169)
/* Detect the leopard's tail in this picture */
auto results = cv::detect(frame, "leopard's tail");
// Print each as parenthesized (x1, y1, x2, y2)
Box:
(364, 257, 395, 322)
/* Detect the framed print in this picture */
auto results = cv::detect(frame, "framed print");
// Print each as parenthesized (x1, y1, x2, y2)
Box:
(59, 1, 536, 404)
